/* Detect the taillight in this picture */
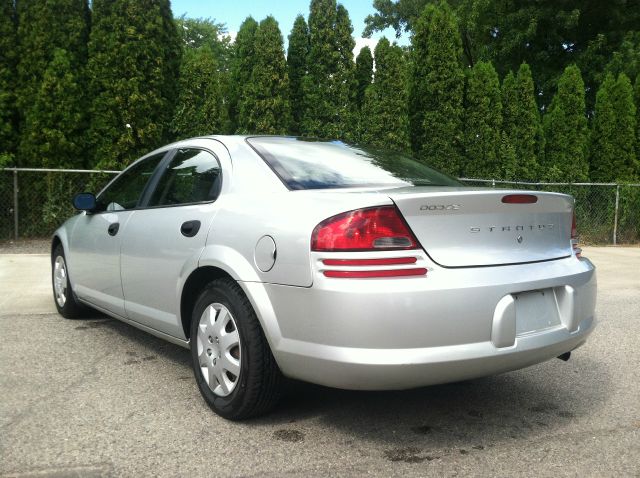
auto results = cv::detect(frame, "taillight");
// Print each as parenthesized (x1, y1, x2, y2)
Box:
(311, 206, 419, 252)
(571, 210, 581, 257)
(502, 194, 538, 204)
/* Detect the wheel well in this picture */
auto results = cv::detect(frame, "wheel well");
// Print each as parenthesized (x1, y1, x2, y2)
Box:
(180, 266, 235, 339)
(51, 236, 62, 258)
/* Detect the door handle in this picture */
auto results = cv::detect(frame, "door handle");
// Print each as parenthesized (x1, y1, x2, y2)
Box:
(107, 223, 120, 236)
(180, 220, 201, 238)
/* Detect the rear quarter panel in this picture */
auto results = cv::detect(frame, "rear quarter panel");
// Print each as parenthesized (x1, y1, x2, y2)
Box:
(199, 190, 394, 287)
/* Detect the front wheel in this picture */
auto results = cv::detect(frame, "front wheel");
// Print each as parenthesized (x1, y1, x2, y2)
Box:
(52, 244, 84, 319)
(190, 278, 282, 420)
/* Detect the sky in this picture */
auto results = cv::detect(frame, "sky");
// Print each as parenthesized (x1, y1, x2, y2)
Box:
(171, 0, 409, 56)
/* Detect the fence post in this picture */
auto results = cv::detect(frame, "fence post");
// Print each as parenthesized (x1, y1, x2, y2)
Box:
(613, 184, 620, 246)
(492, 179, 496, 188)
(13, 169, 18, 240)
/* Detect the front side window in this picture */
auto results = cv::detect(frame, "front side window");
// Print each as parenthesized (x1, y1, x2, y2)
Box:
(147, 149, 221, 207)
(246, 137, 462, 190)
(96, 153, 166, 211)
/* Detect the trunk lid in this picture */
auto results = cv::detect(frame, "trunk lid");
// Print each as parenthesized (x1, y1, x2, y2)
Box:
(387, 187, 574, 267)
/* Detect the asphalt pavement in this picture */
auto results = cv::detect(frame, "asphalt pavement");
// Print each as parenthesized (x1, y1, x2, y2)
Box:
(0, 247, 638, 477)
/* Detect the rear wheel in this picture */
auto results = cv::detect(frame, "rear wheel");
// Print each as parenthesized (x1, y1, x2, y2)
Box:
(52, 244, 84, 319)
(190, 278, 282, 420)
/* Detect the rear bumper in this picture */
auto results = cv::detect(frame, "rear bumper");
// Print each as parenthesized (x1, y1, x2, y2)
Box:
(242, 255, 597, 390)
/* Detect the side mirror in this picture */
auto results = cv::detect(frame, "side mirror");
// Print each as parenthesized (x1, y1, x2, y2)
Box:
(73, 193, 97, 212)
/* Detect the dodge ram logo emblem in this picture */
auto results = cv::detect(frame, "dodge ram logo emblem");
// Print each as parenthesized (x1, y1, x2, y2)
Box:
(517, 235, 523, 243)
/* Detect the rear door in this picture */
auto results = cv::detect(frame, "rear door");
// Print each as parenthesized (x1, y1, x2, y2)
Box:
(69, 152, 167, 316)
(119, 147, 224, 339)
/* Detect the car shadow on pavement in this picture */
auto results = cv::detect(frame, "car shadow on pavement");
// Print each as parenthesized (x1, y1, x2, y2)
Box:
(258, 355, 611, 457)
(84, 312, 611, 456)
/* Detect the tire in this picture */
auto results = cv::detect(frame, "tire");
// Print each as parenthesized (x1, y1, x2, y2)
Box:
(190, 277, 283, 420)
(52, 244, 84, 319)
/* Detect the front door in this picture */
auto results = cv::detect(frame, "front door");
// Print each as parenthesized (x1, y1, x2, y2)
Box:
(69, 152, 167, 316)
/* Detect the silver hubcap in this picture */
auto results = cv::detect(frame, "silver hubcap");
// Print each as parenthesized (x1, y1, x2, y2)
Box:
(197, 303, 241, 397)
(53, 256, 67, 308)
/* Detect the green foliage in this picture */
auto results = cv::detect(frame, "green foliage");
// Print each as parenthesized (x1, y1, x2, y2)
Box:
(361, 38, 409, 151)
(604, 32, 640, 87)
(501, 64, 543, 180)
(302, 0, 356, 140)
(228, 17, 259, 133)
(0, 0, 17, 154)
(355, 46, 373, 110)
(175, 16, 231, 64)
(591, 74, 638, 182)
(462, 61, 502, 178)
(287, 15, 309, 136)
(238, 16, 291, 134)
(409, 1, 464, 175)
(366, 1, 640, 110)
(590, 75, 618, 182)
(16, 0, 90, 166)
(20, 49, 86, 168)
(498, 131, 517, 180)
(635, 74, 640, 161)
(172, 48, 226, 139)
(542, 65, 589, 182)
(86, 0, 181, 170)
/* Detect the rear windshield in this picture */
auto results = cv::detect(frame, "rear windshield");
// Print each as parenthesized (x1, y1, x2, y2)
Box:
(246, 137, 462, 190)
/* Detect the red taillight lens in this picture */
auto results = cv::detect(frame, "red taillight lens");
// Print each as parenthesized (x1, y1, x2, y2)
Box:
(502, 194, 538, 204)
(322, 257, 417, 266)
(324, 268, 427, 278)
(311, 206, 419, 252)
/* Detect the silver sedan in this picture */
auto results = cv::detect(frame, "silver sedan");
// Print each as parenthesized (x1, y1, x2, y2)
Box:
(52, 136, 597, 419)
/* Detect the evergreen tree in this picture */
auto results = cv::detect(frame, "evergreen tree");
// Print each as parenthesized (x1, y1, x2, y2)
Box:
(228, 17, 258, 133)
(87, 0, 181, 170)
(462, 61, 502, 178)
(590, 74, 617, 181)
(498, 131, 517, 180)
(355, 46, 373, 110)
(408, 2, 464, 175)
(334, 4, 356, 140)
(22, 49, 88, 227)
(16, 0, 90, 166)
(302, 0, 355, 140)
(238, 16, 290, 134)
(591, 74, 638, 182)
(0, 0, 17, 155)
(610, 74, 638, 181)
(502, 63, 543, 180)
(635, 74, 640, 161)
(172, 48, 226, 139)
(21, 49, 86, 168)
(361, 38, 409, 151)
(287, 15, 309, 136)
(543, 64, 589, 182)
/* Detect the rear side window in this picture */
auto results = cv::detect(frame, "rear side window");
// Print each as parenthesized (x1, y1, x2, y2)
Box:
(147, 149, 221, 207)
(96, 152, 166, 211)
(246, 137, 461, 190)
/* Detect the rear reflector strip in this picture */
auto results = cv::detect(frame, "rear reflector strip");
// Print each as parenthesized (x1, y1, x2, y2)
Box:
(323, 268, 427, 278)
(322, 257, 417, 266)
(502, 194, 538, 204)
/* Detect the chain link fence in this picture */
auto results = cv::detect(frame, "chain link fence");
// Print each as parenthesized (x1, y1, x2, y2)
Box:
(1, 168, 639, 244)
(0, 168, 118, 241)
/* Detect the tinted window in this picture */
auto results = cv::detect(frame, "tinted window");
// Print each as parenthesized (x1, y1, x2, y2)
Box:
(147, 149, 221, 207)
(96, 153, 165, 211)
(246, 137, 462, 190)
